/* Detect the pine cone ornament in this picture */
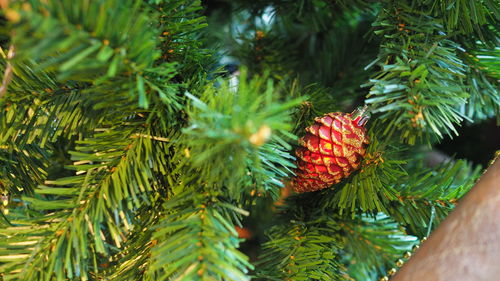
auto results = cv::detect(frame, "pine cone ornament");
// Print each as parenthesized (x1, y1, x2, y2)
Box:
(292, 107, 370, 193)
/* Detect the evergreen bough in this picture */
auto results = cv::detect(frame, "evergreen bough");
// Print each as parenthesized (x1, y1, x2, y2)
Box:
(0, 0, 497, 280)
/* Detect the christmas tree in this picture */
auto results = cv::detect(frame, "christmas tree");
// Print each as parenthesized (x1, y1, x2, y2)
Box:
(0, 0, 498, 280)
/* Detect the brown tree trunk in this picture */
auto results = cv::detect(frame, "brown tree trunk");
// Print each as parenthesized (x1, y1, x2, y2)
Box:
(392, 157, 500, 281)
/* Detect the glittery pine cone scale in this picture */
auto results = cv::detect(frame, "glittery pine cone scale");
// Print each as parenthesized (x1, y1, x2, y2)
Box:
(293, 112, 369, 193)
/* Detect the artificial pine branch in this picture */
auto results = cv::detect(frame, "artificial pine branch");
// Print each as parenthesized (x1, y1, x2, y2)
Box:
(255, 205, 345, 281)
(182, 69, 302, 200)
(388, 159, 481, 236)
(148, 191, 252, 281)
(341, 214, 417, 280)
(365, 2, 470, 143)
(0, 121, 160, 279)
(0, 0, 497, 280)
(459, 46, 500, 121)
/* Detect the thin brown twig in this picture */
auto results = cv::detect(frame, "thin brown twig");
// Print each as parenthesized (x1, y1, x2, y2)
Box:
(0, 45, 15, 99)
(130, 133, 170, 142)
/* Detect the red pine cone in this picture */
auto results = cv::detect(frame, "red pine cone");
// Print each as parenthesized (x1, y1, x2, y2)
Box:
(292, 109, 369, 193)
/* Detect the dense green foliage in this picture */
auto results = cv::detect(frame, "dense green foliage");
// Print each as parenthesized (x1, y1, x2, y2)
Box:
(0, 0, 497, 280)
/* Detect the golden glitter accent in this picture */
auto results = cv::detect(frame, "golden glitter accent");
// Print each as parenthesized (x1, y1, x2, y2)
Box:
(326, 166, 343, 177)
(324, 142, 332, 150)
(342, 128, 352, 136)
(338, 116, 352, 125)
(333, 144, 343, 158)
(305, 125, 316, 135)
(350, 125, 364, 137)
(318, 128, 330, 140)
(311, 154, 322, 165)
(347, 155, 358, 166)
(323, 156, 333, 166)
(342, 144, 355, 158)
(306, 138, 319, 153)
(319, 141, 332, 155)
(318, 173, 332, 182)
(318, 115, 334, 127)
(331, 136, 343, 146)
(332, 120, 342, 132)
